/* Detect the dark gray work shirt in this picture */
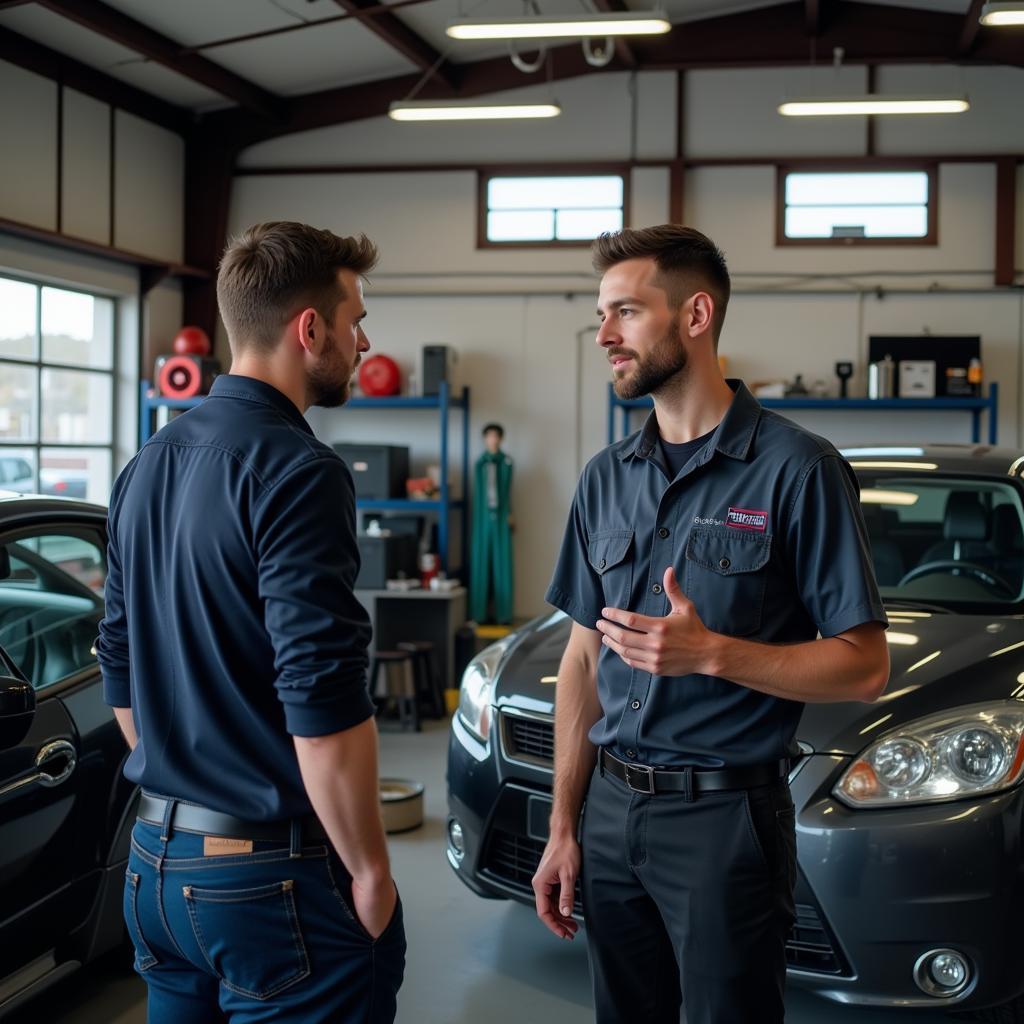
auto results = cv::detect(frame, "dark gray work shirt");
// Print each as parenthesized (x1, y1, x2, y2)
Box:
(546, 380, 887, 769)
(97, 375, 374, 821)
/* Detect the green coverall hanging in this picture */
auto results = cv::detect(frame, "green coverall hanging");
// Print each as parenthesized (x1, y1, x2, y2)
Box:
(470, 423, 514, 624)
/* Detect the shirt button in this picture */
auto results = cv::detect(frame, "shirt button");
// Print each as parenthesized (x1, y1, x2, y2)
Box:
(719, 557, 731, 570)
(599, 558, 606, 569)
(658, 527, 669, 538)
(631, 700, 641, 710)
(652, 583, 663, 594)
(626, 749, 636, 758)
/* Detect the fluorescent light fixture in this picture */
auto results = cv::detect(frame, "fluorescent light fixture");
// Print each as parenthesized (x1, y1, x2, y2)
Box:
(447, 12, 671, 39)
(980, 2, 1024, 25)
(779, 96, 969, 117)
(388, 100, 561, 122)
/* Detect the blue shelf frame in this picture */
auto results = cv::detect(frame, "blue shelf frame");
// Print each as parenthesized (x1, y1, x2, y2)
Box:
(140, 380, 471, 575)
(607, 382, 999, 445)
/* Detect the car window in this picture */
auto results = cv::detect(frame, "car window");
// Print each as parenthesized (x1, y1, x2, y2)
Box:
(857, 473, 1024, 607)
(0, 531, 106, 690)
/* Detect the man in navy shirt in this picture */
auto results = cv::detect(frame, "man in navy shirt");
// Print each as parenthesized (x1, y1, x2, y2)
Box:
(97, 222, 404, 1022)
(532, 225, 889, 1024)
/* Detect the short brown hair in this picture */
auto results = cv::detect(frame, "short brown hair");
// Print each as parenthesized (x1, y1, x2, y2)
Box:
(592, 225, 731, 343)
(217, 222, 378, 353)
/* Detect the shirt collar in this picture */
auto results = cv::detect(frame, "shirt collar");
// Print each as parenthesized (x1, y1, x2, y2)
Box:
(617, 379, 762, 463)
(209, 374, 313, 435)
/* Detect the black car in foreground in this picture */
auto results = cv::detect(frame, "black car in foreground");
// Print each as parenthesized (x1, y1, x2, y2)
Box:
(448, 445, 1024, 1022)
(0, 494, 134, 1017)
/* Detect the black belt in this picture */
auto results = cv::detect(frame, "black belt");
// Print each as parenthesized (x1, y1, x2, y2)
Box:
(138, 793, 328, 842)
(601, 748, 788, 798)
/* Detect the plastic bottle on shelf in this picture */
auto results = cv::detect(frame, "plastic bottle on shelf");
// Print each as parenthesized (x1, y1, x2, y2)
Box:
(968, 357, 983, 397)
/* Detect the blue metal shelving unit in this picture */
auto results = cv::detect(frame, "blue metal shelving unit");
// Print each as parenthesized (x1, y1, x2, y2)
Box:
(607, 382, 999, 445)
(139, 380, 471, 575)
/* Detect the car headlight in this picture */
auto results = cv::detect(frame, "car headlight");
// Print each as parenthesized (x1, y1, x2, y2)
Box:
(835, 701, 1024, 808)
(457, 639, 511, 742)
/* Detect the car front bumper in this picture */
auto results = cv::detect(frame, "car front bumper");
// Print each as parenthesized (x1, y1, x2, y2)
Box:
(447, 714, 1024, 1013)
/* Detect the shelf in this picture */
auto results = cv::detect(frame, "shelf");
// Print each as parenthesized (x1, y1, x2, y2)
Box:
(137, 380, 471, 574)
(356, 498, 466, 511)
(608, 382, 999, 444)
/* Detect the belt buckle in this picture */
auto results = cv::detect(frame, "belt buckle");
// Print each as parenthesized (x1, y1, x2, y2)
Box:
(624, 762, 655, 795)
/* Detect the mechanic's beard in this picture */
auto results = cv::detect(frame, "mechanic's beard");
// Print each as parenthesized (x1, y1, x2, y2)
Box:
(308, 330, 353, 409)
(612, 319, 688, 400)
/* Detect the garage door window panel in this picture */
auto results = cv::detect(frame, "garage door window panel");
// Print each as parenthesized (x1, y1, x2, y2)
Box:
(0, 275, 115, 501)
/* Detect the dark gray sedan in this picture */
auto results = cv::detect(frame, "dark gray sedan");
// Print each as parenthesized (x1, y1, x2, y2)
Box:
(447, 445, 1024, 1023)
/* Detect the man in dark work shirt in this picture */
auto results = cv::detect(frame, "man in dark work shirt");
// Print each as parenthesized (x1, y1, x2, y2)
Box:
(97, 222, 404, 1022)
(532, 225, 889, 1024)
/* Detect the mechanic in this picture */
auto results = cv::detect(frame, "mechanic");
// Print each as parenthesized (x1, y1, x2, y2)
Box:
(532, 224, 890, 1024)
(97, 221, 404, 1023)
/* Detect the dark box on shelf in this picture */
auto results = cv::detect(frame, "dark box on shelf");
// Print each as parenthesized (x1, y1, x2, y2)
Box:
(333, 444, 410, 499)
(868, 336, 980, 398)
(356, 534, 419, 589)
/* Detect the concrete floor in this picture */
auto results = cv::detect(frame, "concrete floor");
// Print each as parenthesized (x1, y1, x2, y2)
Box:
(8, 721, 952, 1024)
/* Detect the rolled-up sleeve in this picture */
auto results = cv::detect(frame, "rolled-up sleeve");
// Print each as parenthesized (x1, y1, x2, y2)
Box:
(97, 508, 132, 708)
(254, 456, 375, 737)
(786, 454, 888, 638)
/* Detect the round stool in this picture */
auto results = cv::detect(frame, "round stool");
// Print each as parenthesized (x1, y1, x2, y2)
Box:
(369, 650, 419, 731)
(397, 640, 444, 719)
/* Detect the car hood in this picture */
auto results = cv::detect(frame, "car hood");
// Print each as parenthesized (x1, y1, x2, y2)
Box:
(493, 608, 1024, 756)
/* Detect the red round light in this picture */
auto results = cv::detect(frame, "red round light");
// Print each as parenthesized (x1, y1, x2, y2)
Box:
(358, 354, 401, 396)
(172, 325, 212, 356)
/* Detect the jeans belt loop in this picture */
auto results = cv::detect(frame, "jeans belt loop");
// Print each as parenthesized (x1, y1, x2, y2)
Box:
(160, 796, 176, 843)
(682, 766, 694, 803)
(289, 818, 302, 859)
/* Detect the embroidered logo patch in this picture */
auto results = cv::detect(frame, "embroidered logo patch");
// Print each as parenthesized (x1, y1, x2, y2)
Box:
(727, 507, 768, 532)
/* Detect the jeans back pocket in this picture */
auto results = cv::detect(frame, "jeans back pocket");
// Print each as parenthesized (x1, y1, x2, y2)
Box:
(184, 879, 311, 1000)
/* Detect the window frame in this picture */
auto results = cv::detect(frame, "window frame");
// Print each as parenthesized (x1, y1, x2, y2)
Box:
(477, 165, 631, 249)
(0, 271, 118, 501)
(775, 162, 939, 247)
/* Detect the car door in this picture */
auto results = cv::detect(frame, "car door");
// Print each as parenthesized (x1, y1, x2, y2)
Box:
(0, 517, 112, 972)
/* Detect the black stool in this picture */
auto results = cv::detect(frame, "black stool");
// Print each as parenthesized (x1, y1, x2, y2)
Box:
(397, 640, 444, 719)
(369, 650, 419, 731)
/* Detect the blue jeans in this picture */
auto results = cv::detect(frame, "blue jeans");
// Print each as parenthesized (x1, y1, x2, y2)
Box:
(124, 818, 406, 1023)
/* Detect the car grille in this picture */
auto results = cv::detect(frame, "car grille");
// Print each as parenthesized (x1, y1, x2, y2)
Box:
(483, 828, 845, 974)
(482, 828, 582, 912)
(786, 872, 847, 974)
(501, 712, 554, 768)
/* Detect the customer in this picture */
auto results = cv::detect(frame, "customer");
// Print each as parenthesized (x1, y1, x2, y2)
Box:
(97, 221, 404, 1023)
(532, 225, 889, 1024)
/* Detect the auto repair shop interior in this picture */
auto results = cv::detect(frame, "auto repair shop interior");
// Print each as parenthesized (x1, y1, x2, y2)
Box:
(1, 0, 1024, 1022)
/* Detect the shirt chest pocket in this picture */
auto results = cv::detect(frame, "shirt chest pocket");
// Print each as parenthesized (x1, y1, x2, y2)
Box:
(684, 527, 771, 638)
(588, 528, 634, 609)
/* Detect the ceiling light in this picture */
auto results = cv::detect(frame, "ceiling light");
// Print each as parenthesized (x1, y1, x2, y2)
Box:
(779, 96, 970, 116)
(388, 100, 561, 121)
(980, 2, 1024, 25)
(446, 12, 671, 40)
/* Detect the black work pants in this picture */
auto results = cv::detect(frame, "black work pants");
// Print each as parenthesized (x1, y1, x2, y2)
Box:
(581, 764, 797, 1024)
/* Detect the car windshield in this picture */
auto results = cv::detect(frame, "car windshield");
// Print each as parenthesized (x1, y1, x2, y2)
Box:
(853, 470, 1024, 610)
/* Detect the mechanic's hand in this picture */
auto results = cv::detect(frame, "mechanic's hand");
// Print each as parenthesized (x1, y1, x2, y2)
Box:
(597, 566, 712, 676)
(532, 833, 580, 940)
(351, 874, 398, 940)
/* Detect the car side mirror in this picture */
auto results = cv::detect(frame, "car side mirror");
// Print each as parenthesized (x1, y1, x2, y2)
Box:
(0, 545, 9, 580)
(0, 676, 35, 749)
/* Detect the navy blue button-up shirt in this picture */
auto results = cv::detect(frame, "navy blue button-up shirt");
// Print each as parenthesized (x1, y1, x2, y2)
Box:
(97, 375, 374, 821)
(546, 380, 886, 769)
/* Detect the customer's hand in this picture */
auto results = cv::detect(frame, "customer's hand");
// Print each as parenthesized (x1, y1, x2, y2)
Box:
(532, 833, 580, 940)
(351, 874, 398, 940)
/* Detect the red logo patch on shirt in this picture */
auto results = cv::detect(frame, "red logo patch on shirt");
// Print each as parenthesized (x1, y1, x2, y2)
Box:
(727, 507, 768, 532)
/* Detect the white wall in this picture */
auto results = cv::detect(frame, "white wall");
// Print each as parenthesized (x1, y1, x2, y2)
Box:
(0, 57, 187, 474)
(226, 64, 1023, 617)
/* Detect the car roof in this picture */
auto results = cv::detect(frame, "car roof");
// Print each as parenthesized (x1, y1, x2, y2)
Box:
(0, 492, 107, 517)
(839, 444, 1024, 478)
